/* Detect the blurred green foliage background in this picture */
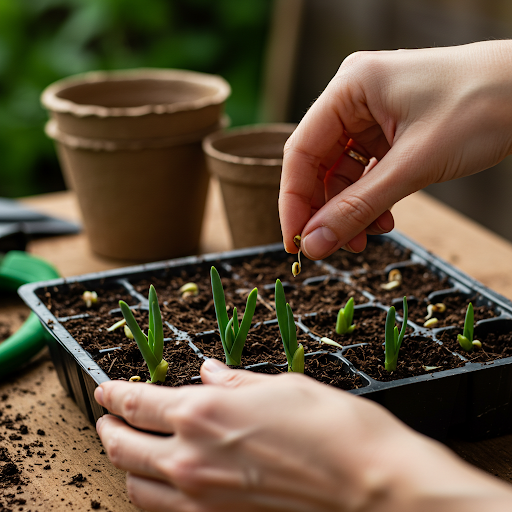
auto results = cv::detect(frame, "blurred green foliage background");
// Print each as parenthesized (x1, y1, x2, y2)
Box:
(0, 0, 272, 197)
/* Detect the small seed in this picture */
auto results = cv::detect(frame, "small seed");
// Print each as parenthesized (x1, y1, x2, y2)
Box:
(293, 235, 301, 248)
(423, 318, 438, 328)
(425, 304, 435, 320)
(380, 280, 401, 290)
(179, 282, 198, 297)
(388, 269, 402, 283)
(124, 325, 134, 339)
(423, 365, 441, 371)
(472, 340, 482, 348)
(381, 269, 402, 290)
(320, 337, 343, 349)
(82, 291, 98, 308)
(129, 376, 141, 382)
(434, 303, 446, 313)
(292, 261, 301, 277)
(107, 318, 126, 332)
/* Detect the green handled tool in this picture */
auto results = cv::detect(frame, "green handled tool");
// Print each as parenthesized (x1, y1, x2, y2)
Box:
(0, 251, 60, 377)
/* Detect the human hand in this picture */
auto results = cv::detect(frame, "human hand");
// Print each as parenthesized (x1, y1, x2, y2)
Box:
(280, 40, 512, 258)
(95, 358, 511, 512)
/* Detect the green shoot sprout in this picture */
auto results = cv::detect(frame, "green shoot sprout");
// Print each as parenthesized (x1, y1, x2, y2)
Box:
(119, 285, 168, 383)
(384, 296, 408, 372)
(336, 297, 356, 334)
(275, 279, 304, 373)
(211, 266, 257, 366)
(457, 303, 481, 351)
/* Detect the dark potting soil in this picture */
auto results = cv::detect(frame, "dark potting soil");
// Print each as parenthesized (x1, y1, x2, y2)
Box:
(301, 307, 414, 347)
(352, 264, 450, 302)
(192, 322, 323, 367)
(39, 282, 136, 319)
(37, 243, 507, 392)
(343, 335, 465, 382)
(394, 293, 497, 329)
(324, 239, 411, 272)
(437, 327, 512, 364)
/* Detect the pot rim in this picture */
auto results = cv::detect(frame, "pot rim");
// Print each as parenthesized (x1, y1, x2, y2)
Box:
(202, 123, 297, 166)
(41, 68, 231, 118)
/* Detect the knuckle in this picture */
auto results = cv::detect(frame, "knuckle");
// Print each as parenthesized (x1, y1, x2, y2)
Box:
(125, 474, 144, 508)
(105, 431, 123, 467)
(337, 194, 377, 229)
(119, 389, 143, 424)
(158, 451, 203, 491)
(173, 394, 216, 435)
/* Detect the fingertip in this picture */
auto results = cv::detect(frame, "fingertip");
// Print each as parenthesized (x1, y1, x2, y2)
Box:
(375, 210, 394, 233)
(94, 386, 104, 406)
(344, 231, 367, 253)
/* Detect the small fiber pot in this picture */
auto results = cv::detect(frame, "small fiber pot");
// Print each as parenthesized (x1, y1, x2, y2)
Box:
(203, 124, 295, 248)
(41, 68, 230, 262)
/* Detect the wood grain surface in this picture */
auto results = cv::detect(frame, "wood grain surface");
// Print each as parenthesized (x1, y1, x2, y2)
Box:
(1, 183, 512, 511)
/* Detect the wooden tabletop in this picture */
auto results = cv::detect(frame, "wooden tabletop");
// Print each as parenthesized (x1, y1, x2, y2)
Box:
(2, 182, 512, 511)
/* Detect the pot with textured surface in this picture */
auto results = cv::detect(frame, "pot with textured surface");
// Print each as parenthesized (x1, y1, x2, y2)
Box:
(41, 68, 230, 262)
(203, 124, 295, 249)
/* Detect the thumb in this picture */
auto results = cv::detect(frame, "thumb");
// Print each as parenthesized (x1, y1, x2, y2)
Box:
(200, 358, 270, 387)
(301, 137, 429, 260)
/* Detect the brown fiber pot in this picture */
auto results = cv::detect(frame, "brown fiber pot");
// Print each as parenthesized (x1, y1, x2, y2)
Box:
(202, 124, 295, 248)
(41, 68, 230, 262)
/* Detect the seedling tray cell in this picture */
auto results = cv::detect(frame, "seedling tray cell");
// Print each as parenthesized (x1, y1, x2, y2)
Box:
(18, 231, 512, 440)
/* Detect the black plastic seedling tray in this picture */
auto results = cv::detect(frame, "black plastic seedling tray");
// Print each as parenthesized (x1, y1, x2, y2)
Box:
(18, 231, 512, 441)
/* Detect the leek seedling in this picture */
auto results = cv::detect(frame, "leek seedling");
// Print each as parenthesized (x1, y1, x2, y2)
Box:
(457, 303, 481, 351)
(275, 279, 304, 373)
(119, 285, 168, 383)
(336, 297, 356, 334)
(211, 266, 257, 366)
(384, 296, 408, 372)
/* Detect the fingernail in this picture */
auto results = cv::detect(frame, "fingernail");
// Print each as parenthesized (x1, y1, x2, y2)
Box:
(376, 215, 394, 233)
(203, 358, 229, 373)
(96, 415, 104, 432)
(302, 227, 338, 259)
(94, 386, 104, 406)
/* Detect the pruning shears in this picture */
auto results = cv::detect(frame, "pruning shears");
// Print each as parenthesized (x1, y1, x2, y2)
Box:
(0, 251, 60, 377)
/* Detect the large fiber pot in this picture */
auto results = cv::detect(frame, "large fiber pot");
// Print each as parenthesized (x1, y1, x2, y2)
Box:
(41, 68, 230, 261)
(203, 124, 295, 249)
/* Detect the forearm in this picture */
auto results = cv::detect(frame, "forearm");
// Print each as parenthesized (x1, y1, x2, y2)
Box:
(362, 433, 512, 512)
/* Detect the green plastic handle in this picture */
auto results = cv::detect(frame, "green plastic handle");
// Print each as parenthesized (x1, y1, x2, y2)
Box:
(0, 251, 60, 377)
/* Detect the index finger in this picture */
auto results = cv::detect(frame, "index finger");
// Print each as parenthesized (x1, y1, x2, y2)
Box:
(96, 380, 190, 434)
(279, 95, 349, 253)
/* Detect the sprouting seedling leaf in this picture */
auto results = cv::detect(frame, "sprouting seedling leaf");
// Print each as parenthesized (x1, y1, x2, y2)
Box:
(275, 279, 304, 372)
(384, 296, 408, 372)
(336, 297, 356, 334)
(119, 285, 168, 383)
(457, 302, 480, 352)
(211, 266, 257, 366)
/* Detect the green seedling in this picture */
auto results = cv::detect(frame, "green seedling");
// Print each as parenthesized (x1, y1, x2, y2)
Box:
(336, 297, 356, 334)
(457, 303, 481, 351)
(211, 266, 257, 366)
(275, 279, 304, 373)
(384, 296, 408, 372)
(119, 285, 168, 383)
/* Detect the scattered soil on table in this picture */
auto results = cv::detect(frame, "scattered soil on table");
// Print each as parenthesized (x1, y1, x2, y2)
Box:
(395, 293, 498, 329)
(324, 239, 411, 272)
(438, 325, 512, 363)
(352, 264, 450, 302)
(343, 335, 465, 381)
